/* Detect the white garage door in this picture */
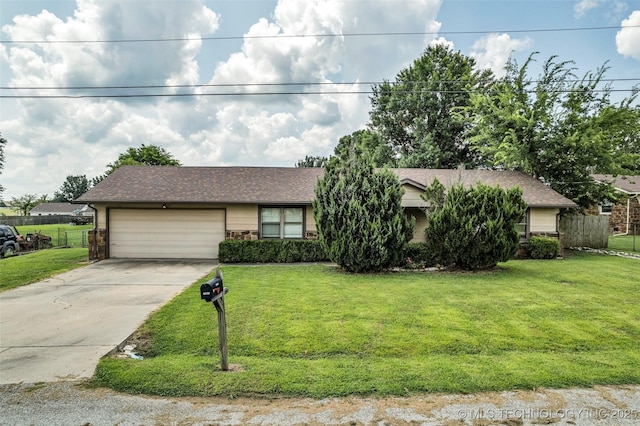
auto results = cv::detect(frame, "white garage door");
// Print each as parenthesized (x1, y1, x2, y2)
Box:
(109, 209, 225, 259)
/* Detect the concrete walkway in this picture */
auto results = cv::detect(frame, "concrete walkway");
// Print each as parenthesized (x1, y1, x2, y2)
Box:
(0, 259, 215, 384)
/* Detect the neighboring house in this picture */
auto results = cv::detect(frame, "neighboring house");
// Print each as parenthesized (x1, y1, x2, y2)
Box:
(76, 166, 577, 260)
(590, 174, 640, 235)
(29, 202, 93, 217)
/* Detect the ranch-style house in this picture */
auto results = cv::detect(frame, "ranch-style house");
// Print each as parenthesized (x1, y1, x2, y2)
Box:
(76, 166, 577, 260)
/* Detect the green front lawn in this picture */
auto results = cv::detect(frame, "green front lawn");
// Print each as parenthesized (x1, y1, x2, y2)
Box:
(93, 252, 640, 398)
(13, 224, 93, 247)
(0, 248, 89, 291)
(609, 234, 640, 253)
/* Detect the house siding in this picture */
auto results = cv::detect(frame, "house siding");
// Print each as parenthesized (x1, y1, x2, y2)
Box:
(226, 204, 258, 230)
(529, 208, 559, 234)
(402, 185, 428, 208)
(405, 208, 428, 243)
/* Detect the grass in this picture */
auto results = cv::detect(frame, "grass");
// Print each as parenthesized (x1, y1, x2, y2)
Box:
(92, 252, 640, 398)
(0, 248, 89, 291)
(0, 207, 18, 216)
(609, 234, 640, 253)
(11, 224, 93, 247)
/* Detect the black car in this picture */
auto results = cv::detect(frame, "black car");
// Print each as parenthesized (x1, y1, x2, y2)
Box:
(0, 224, 20, 257)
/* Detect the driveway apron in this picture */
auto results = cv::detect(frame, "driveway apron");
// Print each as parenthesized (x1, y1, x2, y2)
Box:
(0, 259, 215, 384)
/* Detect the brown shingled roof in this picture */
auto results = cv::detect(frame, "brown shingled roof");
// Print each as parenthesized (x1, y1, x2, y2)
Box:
(76, 166, 324, 204)
(592, 174, 640, 194)
(76, 165, 577, 208)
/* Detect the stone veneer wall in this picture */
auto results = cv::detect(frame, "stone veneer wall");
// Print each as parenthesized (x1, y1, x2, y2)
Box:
(225, 230, 320, 240)
(88, 229, 106, 261)
(587, 196, 640, 235)
(226, 230, 259, 240)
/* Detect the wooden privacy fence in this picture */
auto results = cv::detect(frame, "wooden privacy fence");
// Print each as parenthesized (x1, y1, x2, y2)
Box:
(560, 215, 610, 248)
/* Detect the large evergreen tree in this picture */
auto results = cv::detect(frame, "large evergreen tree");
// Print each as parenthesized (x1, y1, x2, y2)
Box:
(313, 146, 414, 273)
(423, 179, 526, 270)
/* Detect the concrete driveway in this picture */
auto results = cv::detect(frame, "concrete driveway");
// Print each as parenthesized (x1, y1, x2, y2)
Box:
(0, 259, 215, 384)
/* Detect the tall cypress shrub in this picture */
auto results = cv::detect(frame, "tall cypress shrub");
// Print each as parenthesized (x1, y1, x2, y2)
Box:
(313, 148, 414, 273)
(423, 179, 526, 270)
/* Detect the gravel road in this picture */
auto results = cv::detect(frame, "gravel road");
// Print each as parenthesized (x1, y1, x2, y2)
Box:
(1, 381, 639, 425)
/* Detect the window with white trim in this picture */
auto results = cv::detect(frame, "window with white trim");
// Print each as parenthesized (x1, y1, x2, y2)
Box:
(260, 207, 304, 239)
(516, 209, 529, 240)
(599, 200, 612, 215)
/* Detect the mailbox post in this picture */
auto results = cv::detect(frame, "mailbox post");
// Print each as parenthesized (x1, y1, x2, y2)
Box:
(200, 270, 229, 371)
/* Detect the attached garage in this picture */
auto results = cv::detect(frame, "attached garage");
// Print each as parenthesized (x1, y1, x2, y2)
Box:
(108, 209, 225, 259)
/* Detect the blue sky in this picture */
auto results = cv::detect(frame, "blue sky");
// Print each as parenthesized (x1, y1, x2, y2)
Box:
(1, 0, 639, 200)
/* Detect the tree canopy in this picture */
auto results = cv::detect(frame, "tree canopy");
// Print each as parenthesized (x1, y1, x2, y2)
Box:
(0, 132, 6, 198)
(94, 144, 181, 185)
(466, 54, 638, 209)
(295, 155, 329, 168)
(53, 175, 91, 202)
(369, 44, 494, 168)
(10, 194, 45, 216)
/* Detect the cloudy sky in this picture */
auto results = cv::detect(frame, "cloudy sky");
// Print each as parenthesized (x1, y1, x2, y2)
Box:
(1, 0, 639, 200)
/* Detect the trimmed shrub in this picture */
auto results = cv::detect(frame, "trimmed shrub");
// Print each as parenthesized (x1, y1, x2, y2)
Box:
(313, 147, 414, 273)
(218, 240, 328, 263)
(423, 178, 527, 270)
(527, 236, 560, 259)
(403, 242, 437, 268)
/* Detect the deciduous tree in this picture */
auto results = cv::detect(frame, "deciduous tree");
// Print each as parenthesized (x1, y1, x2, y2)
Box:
(0, 132, 6, 198)
(334, 130, 395, 167)
(93, 144, 181, 185)
(369, 44, 493, 168)
(466, 54, 638, 209)
(10, 194, 41, 216)
(53, 175, 91, 202)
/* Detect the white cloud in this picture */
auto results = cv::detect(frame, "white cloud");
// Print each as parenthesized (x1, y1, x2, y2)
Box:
(0, 0, 443, 199)
(470, 33, 533, 77)
(575, 0, 601, 17)
(430, 37, 455, 50)
(574, 0, 628, 21)
(616, 10, 640, 59)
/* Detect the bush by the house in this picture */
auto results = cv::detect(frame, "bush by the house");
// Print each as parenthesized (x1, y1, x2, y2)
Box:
(423, 178, 527, 270)
(313, 146, 414, 273)
(218, 239, 328, 263)
(403, 242, 438, 269)
(527, 236, 560, 259)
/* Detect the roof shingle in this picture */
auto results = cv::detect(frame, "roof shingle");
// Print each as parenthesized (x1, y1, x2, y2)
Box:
(592, 174, 640, 194)
(76, 166, 577, 208)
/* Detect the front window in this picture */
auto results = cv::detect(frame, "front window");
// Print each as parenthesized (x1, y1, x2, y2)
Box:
(516, 209, 529, 240)
(260, 207, 304, 239)
(599, 200, 612, 215)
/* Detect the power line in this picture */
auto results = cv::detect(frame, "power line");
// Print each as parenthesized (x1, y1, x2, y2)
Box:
(1, 88, 636, 99)
(1, 25, 638, 45)
(2, 77, 639, 91)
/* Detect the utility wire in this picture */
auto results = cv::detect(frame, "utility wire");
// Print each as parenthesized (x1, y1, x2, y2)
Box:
(2, 78, 639, 91)
(1, 24, 638, 44)
(1, 88, 636, 99)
